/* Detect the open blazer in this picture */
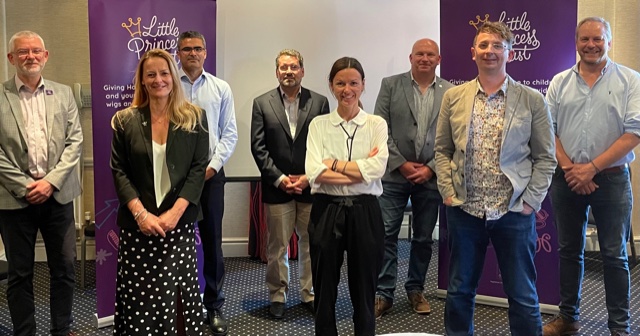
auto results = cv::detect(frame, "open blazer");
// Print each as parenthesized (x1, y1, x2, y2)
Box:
(110, 105, 210, 229)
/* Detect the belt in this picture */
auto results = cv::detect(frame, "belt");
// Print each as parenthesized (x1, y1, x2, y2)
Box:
(599, 164, 627, 174)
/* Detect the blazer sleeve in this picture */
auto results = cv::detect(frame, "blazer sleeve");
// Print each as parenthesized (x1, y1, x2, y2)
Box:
(250, 97, 283, 185)
(177, 112, 210, 205)
(110, 110, 139, 205)
(434, 89, 456, 199)
(374, 77, 406, 173)
(521, 92, 556, 211)
(43, 85, 83, 191)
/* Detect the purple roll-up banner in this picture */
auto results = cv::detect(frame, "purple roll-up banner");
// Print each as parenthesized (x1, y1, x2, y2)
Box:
(88, 0, 216, 326)
(437, 0, 577, 313)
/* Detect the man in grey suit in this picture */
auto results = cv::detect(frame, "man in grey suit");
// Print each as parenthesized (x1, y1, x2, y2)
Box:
(373, 38, 453, 318)
(251, 49, 329, 319)
(0, 31, 82, 336)
(434, 21, 556, 335)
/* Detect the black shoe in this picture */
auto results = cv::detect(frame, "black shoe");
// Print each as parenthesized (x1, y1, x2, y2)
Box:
(269, 302, 285, 319)
(208, 309, 228, 336)
(302, 300, 314, 314)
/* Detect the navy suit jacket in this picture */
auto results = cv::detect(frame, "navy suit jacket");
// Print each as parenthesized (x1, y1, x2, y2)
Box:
(251, 87, 329, 204)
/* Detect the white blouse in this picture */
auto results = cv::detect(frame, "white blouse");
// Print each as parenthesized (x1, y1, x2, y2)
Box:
(152, 141, 171, 207)
(306, 108, 388, 196)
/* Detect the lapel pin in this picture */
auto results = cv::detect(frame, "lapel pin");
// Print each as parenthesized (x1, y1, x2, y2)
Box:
(45, 89, 53, 95)
(142, 121, 148, 126)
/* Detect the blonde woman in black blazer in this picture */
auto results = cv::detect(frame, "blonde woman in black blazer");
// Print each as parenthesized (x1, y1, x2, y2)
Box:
(110, 49, 210, 335)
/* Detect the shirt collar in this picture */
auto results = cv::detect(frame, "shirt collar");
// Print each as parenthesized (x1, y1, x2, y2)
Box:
(475, 76, 508, 96)
(329, 108, 367, 126)
(572, 58, 613, 76)
(278, 86, 301, 101)
(178, 67, 205, 84)
(15, 75, 44, 93)
(410, 73, 437, 89)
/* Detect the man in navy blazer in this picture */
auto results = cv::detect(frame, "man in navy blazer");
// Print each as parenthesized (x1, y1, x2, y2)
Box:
(373, 38, 454, 318)
(0, 31, 82, 336)
(434, 22, 556, 335)
(251, 49, 329, 319)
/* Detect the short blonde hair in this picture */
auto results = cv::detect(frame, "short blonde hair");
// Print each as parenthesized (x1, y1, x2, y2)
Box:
(473, 21, 514, 49)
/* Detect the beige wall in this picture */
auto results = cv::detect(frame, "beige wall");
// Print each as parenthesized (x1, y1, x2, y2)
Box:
(0, 1, 638, 256)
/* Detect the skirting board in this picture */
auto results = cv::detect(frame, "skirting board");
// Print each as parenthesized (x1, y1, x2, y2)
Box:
(436, 289, 560, 315)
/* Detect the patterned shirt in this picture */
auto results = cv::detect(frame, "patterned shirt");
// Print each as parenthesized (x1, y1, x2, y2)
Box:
(461, 79, 513, 220)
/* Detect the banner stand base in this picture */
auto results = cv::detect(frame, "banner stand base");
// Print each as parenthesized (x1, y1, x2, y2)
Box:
(94, 314, 114, 329)
(436, 289, 559, 315)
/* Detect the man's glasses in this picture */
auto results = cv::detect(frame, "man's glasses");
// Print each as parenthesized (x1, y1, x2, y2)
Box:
(476, 43, 509, 51)
(278, 64, 301, 72)
(180, 47, 205, 54)
(14, 49, 45, 57)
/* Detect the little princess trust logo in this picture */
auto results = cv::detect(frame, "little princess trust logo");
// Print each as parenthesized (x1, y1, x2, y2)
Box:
(122, 16, 180, 60)
(469, 11, 541, 62)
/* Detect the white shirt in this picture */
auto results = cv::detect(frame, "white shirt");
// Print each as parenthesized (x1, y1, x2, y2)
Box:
(16, 76, 48, 179)
(306, 108, 389, 196)
(152, 142, 171, 207)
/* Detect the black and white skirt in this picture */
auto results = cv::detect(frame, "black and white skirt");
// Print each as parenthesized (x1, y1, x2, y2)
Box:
(114, 222, 205, 335)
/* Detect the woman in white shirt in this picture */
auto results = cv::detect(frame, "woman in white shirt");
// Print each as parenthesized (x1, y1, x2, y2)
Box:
(305, 57, 389, 336)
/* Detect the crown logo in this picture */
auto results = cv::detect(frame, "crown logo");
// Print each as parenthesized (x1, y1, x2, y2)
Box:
(122, 17, 142, 37)
(469, 14, 490, 30)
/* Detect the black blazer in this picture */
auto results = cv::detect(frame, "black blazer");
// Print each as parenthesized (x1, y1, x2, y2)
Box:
(110, 106, 210, 229)
(251, 87, 329, 204)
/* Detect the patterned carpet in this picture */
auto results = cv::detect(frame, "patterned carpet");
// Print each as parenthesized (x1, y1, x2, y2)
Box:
(0, 240, 638, 335)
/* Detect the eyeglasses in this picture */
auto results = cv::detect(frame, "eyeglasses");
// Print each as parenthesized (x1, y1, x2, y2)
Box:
(476, 43, 509, 51)
(180, 46, 205, 53)
(14, 49, 45, 57)
(278, 64, 301, 72)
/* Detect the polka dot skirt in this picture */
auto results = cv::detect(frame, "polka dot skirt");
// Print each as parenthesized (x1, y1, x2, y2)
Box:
(114, 222, 205, 335)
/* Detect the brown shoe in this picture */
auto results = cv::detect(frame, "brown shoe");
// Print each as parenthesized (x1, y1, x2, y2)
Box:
(407, 291, 431, 315)
(610, 330, 630, 336)
(542, 315, 580, 336)
(374, 296, 392, 318)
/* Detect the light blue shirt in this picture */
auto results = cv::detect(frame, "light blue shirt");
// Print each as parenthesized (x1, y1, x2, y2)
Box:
(179, 69, 238, 172)
(547, 60, 640, 167)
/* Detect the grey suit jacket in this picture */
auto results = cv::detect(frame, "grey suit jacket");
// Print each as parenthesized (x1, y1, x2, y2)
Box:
(434, 76, 556, 212)
(250, 87, 329, 204)
(374, 71, 454, 189)
(0, 78, 83, 209)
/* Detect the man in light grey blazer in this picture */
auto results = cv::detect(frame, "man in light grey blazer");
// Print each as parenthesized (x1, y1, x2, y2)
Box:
(373, 38, 453, 318)
(0, 31, 82, 336)
(434, 22, 555, 335)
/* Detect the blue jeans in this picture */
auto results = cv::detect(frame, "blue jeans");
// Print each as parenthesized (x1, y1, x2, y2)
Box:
(376, 182, 441, 302)
(444, 206, 541, 336)
(550, 168, 631, 332)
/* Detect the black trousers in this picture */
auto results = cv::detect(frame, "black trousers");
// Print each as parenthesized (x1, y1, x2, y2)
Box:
(309, 194, 384, 336)
(0, 199, 75, 336)
(199, 168, 226, 311)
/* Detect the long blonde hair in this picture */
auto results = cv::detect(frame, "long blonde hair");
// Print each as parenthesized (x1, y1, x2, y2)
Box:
(112, 49, 203, 132)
